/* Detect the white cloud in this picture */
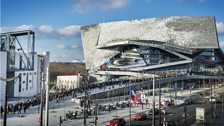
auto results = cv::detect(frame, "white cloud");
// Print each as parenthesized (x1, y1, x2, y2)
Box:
(57, 44, 67, 49)
(71, 43, 79, 49)
(57, 43, 80, 50)
(219, 41, 224, 48)
(0, 24, 81, 38)
(177, 0, 205, 2)
(72, 0, 130, 13)
(15, 25, 35, 31)
(62, 54, 67, 58)
(58, 25, 80, 37)
(217, 22, 224, 36)
(0, 27, 9, 33)
(0, 25, 35, 33)
(38, 25, 54, 33)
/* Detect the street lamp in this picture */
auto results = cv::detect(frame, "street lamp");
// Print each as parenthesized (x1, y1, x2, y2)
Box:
(152, 74, 160, 126)
(152, 75, 155, 126)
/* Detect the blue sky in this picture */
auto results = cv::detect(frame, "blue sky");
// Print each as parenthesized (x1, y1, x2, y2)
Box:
(1, 0, 224, 62)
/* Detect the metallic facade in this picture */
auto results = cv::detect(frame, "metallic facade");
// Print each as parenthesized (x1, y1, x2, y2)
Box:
(81, 16, 223, 77)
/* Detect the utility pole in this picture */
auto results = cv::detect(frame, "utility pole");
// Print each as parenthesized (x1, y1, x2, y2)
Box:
(159, 76, 161, 126)
(83, 79, 87, 126)
(40, 59, 44, 126)
(141, 88, 144, 110)
(184, 106, 187, 126)
(45, 67, 49, 126)
(94, 103, 98, 126)
(129, 80, 132, 126)
(83, 74, 89, 126)
(210, 79, 213, 125)
(175, 82, 177, 105)
(152, 75, 155, 126)
(222, 97, 223, 115)
(2, 74, 21, 126)
(169, 83, 171, 102)
(3, 82, 8, 126)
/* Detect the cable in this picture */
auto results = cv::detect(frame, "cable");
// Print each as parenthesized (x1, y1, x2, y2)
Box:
(0, 75, 20, 82)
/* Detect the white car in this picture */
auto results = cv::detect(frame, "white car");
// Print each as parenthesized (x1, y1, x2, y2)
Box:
(209, 96, 221, 103)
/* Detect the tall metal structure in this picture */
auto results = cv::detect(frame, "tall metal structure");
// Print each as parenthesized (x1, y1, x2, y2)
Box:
(0, 30, 35, 126)
(1, 30, 35, 71)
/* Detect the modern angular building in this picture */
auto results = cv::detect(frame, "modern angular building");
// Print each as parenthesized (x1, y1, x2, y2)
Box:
(81, 16, 224, 82)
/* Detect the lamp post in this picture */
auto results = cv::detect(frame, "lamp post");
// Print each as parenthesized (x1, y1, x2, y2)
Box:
(152, 75, 155, 126)
(45, 67, 49, 126)
(3, 81, 8, 126)
(83, 73, 90, 126)
(129, 80, 132, 126)
(159, 76, 161, 126)
(83, 79, 87, 126)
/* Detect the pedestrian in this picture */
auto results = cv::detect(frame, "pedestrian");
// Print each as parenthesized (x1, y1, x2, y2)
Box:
(18, 105, 21, 114)
(1, 105, 3, 117)
(23, 104, 27, 113)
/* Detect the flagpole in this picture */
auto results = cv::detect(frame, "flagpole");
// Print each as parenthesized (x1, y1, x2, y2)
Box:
(129, 80, 132, 126)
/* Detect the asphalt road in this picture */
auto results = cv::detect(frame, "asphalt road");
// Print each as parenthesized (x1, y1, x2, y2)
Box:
(127, 103, 223, 126)
(128, 89, 224, 126)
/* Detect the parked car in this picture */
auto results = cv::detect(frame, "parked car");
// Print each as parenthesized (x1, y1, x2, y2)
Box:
(109, 118, 126, 126)
(148, 108, 160, 115)
(163, 120, 176, 126)
(66, 111, 77, 119)
(209, 96, 221, 103)
(132, 112, 147, 120)
(184, 97, 193, 104)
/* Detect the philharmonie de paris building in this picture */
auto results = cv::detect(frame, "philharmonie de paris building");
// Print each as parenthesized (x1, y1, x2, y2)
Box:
(80, 16, 224, 98)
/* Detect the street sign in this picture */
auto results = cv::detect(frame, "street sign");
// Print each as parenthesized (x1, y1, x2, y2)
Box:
(196, 108, 205, 121)
(38, 117, 41, 123)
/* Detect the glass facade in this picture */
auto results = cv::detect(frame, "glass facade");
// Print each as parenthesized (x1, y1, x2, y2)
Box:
(104, 45, 224, 76)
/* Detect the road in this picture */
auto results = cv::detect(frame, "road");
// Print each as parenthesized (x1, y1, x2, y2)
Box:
(1, 87, 223, 126)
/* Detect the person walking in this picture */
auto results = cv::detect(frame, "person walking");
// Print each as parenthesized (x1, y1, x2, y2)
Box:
(1, 105, 3, 117)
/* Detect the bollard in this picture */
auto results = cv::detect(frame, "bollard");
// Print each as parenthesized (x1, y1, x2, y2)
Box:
(222, 97, 224, 115)
(184, 106, 187, 126)
(59, 116, 62, 126)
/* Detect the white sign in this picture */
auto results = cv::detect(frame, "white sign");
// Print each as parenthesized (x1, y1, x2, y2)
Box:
(196, 107, 205, 121)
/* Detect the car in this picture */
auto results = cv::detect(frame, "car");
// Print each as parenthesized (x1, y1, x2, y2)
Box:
(184, 97, 193, 104)
(182, 113, 189, 117)
(163, 120, 176, 126)
(109, 118, 126, 126)
(132, 112, 147, 120)
(148, 108, 160, 115)
(209, 96, 221, 103)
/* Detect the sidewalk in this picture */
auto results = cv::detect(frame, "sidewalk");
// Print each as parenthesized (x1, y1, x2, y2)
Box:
(190, 109, 224, 126)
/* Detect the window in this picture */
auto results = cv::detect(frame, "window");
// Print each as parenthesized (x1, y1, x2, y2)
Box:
(29, 80, 32, 83)
(23, 73, 26, 76)
(26, 73, 28, 90)
(19, 56, 22, 69)
(23, 81, 25, 84)
(19, 74, 22, 92)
